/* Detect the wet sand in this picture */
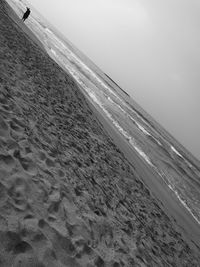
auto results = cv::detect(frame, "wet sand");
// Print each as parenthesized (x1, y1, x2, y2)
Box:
(0, 0, 200, 266)
(88, 100, 200, 249)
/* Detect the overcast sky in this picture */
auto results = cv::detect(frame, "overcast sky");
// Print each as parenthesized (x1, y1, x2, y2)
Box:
(29, 0, 200, 160)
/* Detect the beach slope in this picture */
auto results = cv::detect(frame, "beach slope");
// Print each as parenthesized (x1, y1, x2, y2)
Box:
(0, 0, 200, 266)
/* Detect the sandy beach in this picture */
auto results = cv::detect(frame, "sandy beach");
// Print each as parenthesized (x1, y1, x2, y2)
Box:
(1, 0, 200, 266)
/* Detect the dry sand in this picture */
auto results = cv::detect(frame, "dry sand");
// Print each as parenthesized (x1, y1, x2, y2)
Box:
(0, 0, 200, 266)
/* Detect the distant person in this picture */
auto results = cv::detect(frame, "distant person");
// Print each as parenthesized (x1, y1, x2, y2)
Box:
(22, 7, 31, 22)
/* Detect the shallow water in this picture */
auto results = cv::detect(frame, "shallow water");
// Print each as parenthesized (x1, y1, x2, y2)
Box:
(7, 0, 200, 225)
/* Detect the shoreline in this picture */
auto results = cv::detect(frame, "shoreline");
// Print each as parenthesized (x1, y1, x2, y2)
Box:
(86, 97, 200, 252)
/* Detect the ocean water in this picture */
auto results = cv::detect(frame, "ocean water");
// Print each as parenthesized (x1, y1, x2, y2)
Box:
(7, 0, 200, 225)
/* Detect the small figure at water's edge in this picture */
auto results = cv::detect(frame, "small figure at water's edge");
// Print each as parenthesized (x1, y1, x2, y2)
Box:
(22, 7, 31, 22)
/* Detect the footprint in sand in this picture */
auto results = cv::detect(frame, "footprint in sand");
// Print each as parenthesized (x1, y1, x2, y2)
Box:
(13, 149, 37, 175)
(57, 169, 65, 178)
(37, 218, 82, 266)
(9, 119, 24, 134)
(11, 236, 44, 267)
(19, 156, 37, 175)
(45, 157, 56, 168)
(38, 150, 47, 161)
(19, 140, 33, 156)
(0, 153, 16, 171)
(7, 173, 31, 211)
(9, 117, 26, 141)
(37, 150, 56, 170)
(0, 231, 22, 251)
(7, 138, 20, 153)
(20, 216, 53, 262)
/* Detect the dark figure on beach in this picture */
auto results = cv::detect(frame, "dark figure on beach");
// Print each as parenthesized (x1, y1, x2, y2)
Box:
(22, 7, 31, 22)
